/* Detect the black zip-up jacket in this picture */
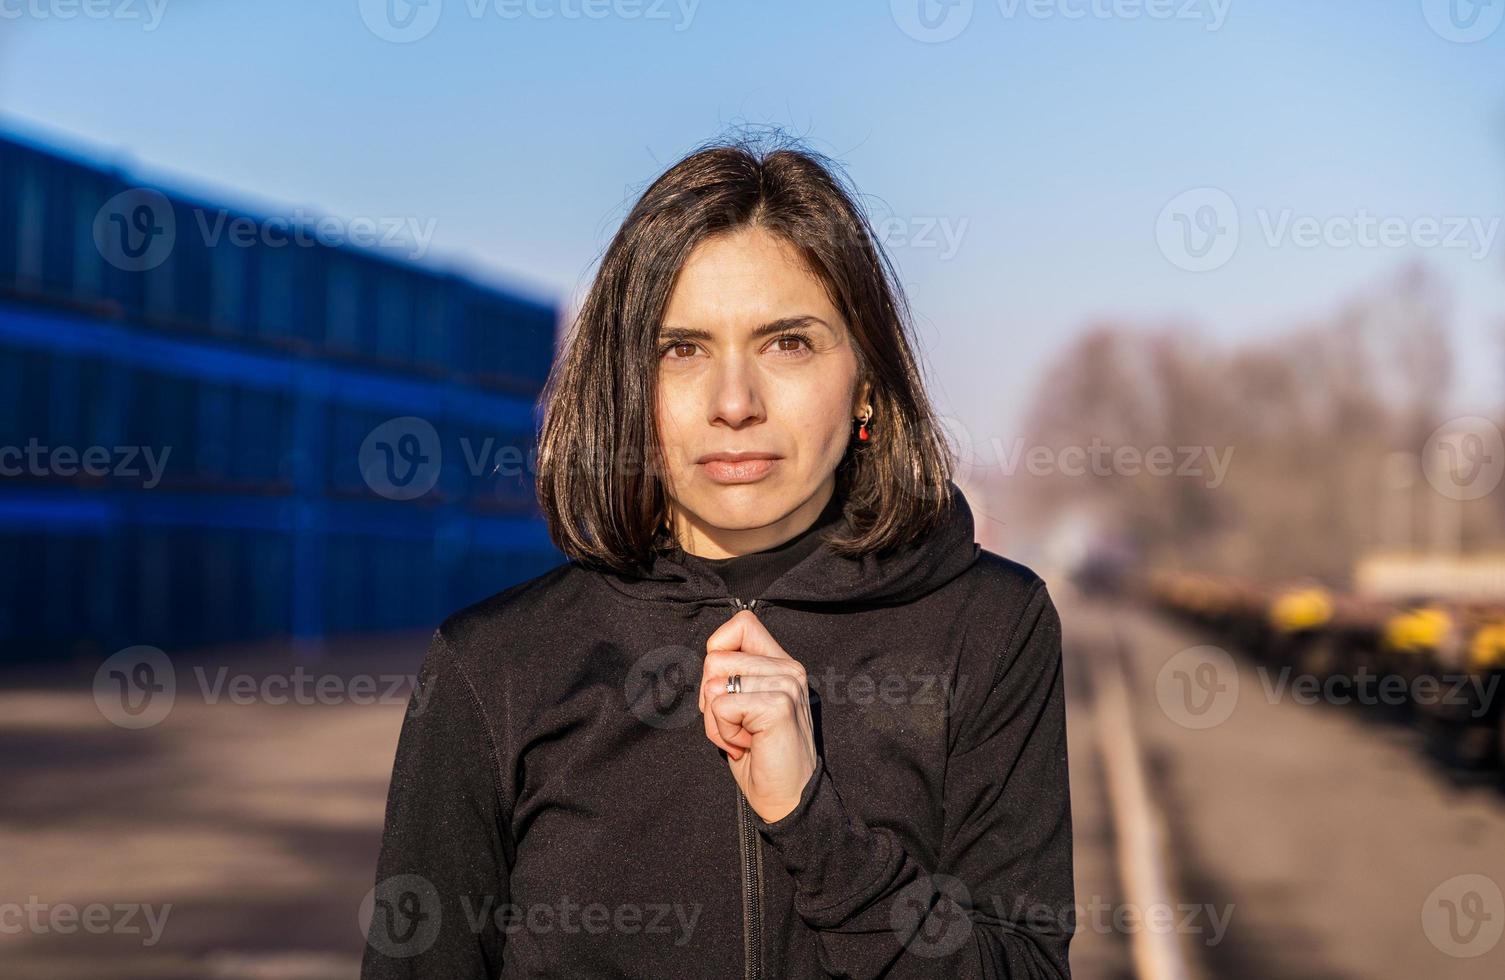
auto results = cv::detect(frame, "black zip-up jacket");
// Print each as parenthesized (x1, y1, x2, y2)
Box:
(360, 481, 1075, 979)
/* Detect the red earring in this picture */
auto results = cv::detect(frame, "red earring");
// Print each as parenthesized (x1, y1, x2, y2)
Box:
(858, 415, 871, 441)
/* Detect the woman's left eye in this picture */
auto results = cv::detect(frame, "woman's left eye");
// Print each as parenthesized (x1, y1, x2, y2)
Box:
(770, 332, 813, 355)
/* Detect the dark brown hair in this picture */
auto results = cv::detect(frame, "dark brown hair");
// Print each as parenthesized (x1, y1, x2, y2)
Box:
(535, 131, 955, 574)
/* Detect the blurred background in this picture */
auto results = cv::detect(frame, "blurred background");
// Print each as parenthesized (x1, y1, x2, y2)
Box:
(3, 1, 1505, 977)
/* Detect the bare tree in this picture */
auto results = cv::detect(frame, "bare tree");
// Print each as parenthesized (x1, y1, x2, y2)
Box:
(1004, 263, 1500, 586)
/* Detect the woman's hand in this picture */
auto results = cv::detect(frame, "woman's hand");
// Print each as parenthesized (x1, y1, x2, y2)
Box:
(699, 609, 819, 823)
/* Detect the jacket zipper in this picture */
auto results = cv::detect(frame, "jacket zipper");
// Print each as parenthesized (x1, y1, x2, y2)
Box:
(726, 595, 764, 980)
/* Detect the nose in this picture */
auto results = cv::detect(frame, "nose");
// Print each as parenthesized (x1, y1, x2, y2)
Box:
(707, 353, 765, 429)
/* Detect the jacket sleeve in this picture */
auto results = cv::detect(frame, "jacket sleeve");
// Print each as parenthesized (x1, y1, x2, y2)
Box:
(752, 580, 1075, 979)
(360, 628, 511, 979)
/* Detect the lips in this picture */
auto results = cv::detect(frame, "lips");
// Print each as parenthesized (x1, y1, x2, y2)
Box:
(696, 452, 781, 485)
(696, 452, 780, 464)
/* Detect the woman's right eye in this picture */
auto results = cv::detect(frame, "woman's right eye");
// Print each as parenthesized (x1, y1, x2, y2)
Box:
(661, 342, 698, 359)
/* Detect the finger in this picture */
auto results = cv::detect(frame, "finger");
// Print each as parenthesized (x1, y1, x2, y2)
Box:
(699, 655, 805, 710)
(703, 692, 755, 758)
(708, 691, 778, 755)
(707, 685, 803, 744)
(701, 671, 806, 711)
(713, 703, 753, 750)
(705, 609, 791, 663)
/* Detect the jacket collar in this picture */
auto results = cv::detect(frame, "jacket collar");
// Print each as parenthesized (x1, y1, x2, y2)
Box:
(593, 480, 981, 616)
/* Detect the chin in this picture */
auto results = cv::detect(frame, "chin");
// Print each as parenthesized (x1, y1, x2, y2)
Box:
(688, 483, 794, 529)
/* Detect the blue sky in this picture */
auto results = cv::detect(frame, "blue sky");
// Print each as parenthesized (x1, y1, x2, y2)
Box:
(2, 0, 1502, 457)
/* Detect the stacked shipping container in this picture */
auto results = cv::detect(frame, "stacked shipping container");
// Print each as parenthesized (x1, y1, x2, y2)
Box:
(0, 130, 562, 662)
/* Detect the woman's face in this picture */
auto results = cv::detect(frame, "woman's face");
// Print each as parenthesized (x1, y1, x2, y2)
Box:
(655, 225, 870, 558)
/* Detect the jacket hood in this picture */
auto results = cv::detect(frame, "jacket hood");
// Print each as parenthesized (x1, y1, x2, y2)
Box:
(594, 480, 982, 617)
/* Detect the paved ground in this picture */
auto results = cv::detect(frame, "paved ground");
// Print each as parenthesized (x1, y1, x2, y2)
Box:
(4, 596, 1505, 978)
(1062, 591, 1505, 980)
(1059, 595, 1138, 979)
(0, 631, 431, 979)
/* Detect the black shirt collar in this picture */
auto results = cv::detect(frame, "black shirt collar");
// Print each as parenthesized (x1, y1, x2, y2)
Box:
(676, 490, 846, 603)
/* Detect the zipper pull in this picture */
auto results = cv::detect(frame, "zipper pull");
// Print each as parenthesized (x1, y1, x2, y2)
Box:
(728, 597, 760, 612)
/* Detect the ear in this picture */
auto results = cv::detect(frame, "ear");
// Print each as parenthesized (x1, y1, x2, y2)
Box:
(853, 378, 873, 414)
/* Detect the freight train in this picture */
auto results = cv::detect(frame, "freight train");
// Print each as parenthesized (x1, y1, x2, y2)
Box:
(1140, 568, 1505, 780)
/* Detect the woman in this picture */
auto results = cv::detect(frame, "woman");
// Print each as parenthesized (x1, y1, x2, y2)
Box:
(360, 137, 1075, 979)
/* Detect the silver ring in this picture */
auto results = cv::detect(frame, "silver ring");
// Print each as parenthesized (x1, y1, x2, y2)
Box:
(726, 674, 741, 694)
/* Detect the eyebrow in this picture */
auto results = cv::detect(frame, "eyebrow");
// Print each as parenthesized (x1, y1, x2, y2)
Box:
(657, 315, 833, 344)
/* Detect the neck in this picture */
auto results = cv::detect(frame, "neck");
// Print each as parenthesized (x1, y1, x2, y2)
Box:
(670, 477, 837, 559)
